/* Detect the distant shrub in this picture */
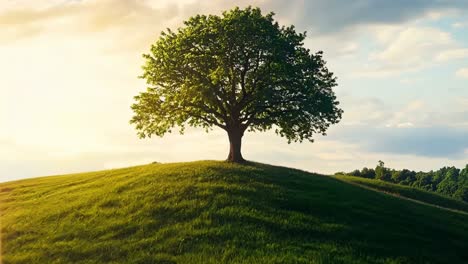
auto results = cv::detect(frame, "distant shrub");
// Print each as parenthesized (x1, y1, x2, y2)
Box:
(360, 167, 375, 179)
(454, 186, 468, 202)
(375, 161, 391, 181)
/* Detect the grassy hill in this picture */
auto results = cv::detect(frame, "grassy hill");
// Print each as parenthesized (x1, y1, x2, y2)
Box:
(1, 161, 468, 264)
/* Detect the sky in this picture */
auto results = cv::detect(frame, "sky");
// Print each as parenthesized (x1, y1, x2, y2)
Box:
(1, 0, 468, 182)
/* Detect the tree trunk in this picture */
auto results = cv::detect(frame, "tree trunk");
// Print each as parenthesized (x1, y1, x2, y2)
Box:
(226, 128, 245, 163)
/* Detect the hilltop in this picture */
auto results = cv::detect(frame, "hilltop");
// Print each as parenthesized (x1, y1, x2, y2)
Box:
(1, 161, 468, 263)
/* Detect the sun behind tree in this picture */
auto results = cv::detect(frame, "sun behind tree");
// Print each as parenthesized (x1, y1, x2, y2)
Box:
(131, 7, 343, 162)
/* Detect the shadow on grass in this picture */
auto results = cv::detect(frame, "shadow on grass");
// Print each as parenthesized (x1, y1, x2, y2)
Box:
(2, 161, 468, 264)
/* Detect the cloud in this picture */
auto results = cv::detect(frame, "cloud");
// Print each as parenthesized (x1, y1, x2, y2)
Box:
(331, 125, 468, 158)
(456, 68, 468, 78)
(0, 0, 184, 48)
(452, 22, 466, 28)
(2, 0, 466, 61)
(4, 0, 468, 44)
(265, 0, 468, 34)
(348, 21, 468, 77)
(344, 97, 468, 128)
(353, 26, 458, 77)
(436, 48, 468, 61)
(373, 127, 468, 158)
(329, 96, 468, 158)
(339, 97, 391, 126)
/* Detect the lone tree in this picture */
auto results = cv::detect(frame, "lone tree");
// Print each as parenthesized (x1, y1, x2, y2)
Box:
(131, 7, 343, 162)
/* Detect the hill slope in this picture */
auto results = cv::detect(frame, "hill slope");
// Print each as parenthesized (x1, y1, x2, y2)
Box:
(334, 174, 468, 213)
(1, 161, 468, 264)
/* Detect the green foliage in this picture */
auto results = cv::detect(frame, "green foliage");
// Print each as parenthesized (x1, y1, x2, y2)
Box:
(2, 161, 468, 263)
(343, 162, 468, 203)
(348, 168, 375, 179)
(131, 7, 342, 143)
(413, 172, 434, 191)
(360, 167, 376, 179)
(454, 186, 468, 202)
(390, 170, 402, 183)
(399, 169, 416, 185)
(436, 167, 460, 195)
(375, 160, 391, 181)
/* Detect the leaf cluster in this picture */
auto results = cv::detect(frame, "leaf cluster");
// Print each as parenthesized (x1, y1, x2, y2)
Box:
(131, 7, 342, 142)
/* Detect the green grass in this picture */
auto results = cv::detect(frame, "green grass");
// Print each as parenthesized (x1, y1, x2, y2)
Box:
(1, 161, 468, 264)
(334, 174, 468, 213)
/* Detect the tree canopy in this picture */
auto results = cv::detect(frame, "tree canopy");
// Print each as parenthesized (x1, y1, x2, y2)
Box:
(131, 7, 343, 162)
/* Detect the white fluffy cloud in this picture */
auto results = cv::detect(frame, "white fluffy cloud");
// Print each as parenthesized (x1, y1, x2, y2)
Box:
(456, 68, 468, 78)
(436, 48, 468, 61)
(353, 26, 460, 77)
(452, 22, 466, 28)
(342, 97, 468, 128)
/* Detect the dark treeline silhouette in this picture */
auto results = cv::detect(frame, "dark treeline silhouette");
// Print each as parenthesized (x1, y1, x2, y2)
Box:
(338, 161, 468, 203)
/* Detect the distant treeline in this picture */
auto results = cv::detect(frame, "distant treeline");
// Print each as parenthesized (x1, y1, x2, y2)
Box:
(338, 161, 468, 203)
